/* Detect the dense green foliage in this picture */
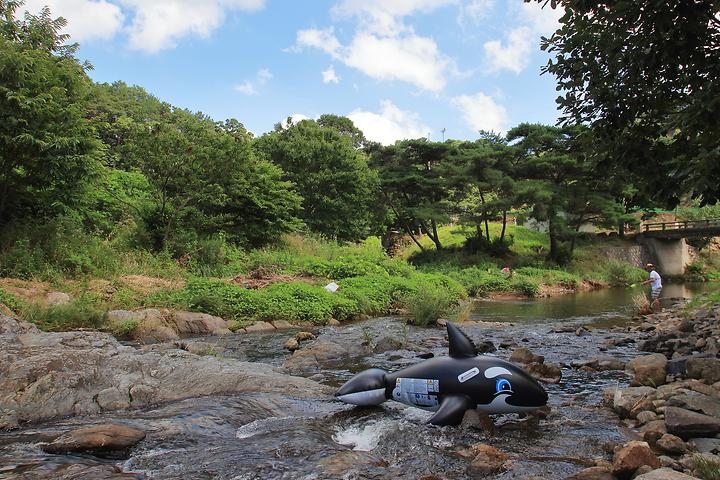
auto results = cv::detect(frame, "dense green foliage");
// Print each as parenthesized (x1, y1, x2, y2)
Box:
(533, 0, 720, 205)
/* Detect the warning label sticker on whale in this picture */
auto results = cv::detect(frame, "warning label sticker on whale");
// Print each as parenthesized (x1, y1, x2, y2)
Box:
(392, 378, 439, 408)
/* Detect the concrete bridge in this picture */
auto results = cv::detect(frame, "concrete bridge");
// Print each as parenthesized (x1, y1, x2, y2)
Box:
(637, 219, 720, 276)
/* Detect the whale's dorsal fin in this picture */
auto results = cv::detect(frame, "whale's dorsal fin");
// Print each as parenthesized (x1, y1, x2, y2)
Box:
(447, 322, 477, 358)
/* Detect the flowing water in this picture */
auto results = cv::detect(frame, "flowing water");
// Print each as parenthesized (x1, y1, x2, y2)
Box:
(0, 284, 714, 479)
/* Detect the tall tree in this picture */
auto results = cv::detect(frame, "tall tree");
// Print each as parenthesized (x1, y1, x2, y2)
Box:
(371, 139, 454, 250)
(0, 1, 100, 225)
(254, 119, 381, 242)
(532, 0, 720, 205)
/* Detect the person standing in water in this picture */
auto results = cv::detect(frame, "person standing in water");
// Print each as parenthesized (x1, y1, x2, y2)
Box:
(640, 263, 662, 310)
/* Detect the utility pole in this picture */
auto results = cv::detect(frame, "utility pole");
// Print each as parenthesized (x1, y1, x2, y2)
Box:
(441, 128, 446, 142)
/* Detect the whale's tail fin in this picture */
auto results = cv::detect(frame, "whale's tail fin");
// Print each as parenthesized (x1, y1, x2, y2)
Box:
(335, 368, 388, 406)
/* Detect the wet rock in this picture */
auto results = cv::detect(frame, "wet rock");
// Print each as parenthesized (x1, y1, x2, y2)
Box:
(44, 291, 71, 307)
(283, 339, 369, 373)
(327, 318, 341, 326)
(0, 314, 331, 428)
(656, 434, 688, 455)
(636, 411, 658, 425)
(460, 443, 509, 476)
(24, 464, 141, 479)
(476, 340, 497, 353)
(271, 320, 294, 330)
(296, 331, 316, 341)
(284, 338, 300, 351)
(633, 468, 701, 480)
(611, 441, 660, 479)
(664, 406, 720, 439)
(177, 341, 222, 356)
(612, 387, 657, 419)
(640, 421, 667, 448)
(627, 354, 668, 387)
(686, 357, 720, 383)
(576, 327, 592, 337)
(666, 392, 720, 418)
(244, 321, 275, 333)
(567, 466, 615, 479)
(416, 352, 434, 359)
(510, 347, 544, 364)
(373, 336, 404, 353)
(525, 362, 562, 384)
(43, 423, 145, 458)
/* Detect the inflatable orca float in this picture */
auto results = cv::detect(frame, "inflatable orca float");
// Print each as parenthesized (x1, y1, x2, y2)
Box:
(335, 322, 548, 426)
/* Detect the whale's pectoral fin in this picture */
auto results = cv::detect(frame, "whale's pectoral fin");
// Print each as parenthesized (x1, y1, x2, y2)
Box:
(335, 368, 389, 406)
(427, 394, 472, 426)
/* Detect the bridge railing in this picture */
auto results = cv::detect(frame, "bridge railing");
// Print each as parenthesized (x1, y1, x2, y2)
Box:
(643, 218, 720, 232)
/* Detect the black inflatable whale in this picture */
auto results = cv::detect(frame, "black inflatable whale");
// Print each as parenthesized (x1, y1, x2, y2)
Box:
(335, 322, 548, 426)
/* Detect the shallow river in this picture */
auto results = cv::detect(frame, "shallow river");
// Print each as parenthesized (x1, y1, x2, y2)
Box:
(0, 284, 715, 479)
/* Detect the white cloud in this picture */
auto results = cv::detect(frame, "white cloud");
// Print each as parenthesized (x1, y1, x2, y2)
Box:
(483, 26, 533, 74)
(451, 92, 508, 133)
(518, 1, 562, 36)
(348, 100, 430, 145)
(294, 0, 454, 92)
(346, 32, 448, 91)
(295, 26, 449, 92)
(20, 0, 266, 52)
(20, 0, 124, 41)
(457, 0, 495, 26)
(481, 2, 561, 74)
(322, 65, 340, 84)
(235, 68, 272, 95)
(296, 27, 342, 57)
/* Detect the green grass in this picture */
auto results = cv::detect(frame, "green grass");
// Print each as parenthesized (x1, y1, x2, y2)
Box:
(693, 454, 720, 480)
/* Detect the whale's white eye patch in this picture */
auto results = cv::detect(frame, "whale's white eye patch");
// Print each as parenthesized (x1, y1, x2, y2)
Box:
(484, 366, 513, 378)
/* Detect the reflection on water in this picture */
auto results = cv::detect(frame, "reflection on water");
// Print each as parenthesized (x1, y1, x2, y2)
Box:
(473, 283, 716, 324)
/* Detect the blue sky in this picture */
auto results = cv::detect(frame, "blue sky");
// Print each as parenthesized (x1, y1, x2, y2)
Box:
(22, 0, 563, 144)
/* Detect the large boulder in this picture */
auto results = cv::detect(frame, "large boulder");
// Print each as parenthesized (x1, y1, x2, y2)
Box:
(0, 315, 331, 429)
(283, 339, 370, 373)
(664, 406, 720, 439)
(43, 423, 145, 458)
(611, 441, 660, 479)
(108, 309, 178, 342)
(168, 311, 231, 336)
(666, 392, 720, 418)
(627, 354, 668, 387)
(686, 357, 720, 384)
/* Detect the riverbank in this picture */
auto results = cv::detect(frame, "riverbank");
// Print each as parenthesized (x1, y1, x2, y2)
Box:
(0, 229, 667, 338)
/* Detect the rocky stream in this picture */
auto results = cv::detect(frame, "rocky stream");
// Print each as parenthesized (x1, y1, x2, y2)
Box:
(1, 285, 719, 479)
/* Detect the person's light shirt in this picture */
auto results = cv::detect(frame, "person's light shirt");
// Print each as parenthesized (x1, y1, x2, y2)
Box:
(649, 270, 662, 290)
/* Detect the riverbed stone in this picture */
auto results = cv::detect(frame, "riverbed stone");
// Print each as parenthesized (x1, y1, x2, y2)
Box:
(510, 347, 544, 364)
(242, 321, 275, 333)
(271, 320, 294, 330)
(636, 411, 658, 425)
(285, 338, 299, 351)
(664, 406, 720, 439)
(627, 354, 668, 387)
(0, 314, 331, 428)
(612, 387, 657, 419)
(461, 443, 509, 476)
(567, 466, 614, 480)
(525, 361, 562, 384)
(43, 423, 145, 458)
(283, 339, 370, 373)
(296, 331, 316, 341)
(689, 437, 720, 454)
(686, 357, 720, 383)
(373, 336, 404, 353)
(656, 434, 688, 455)
(108, 309, 179, 342)
(666, 392, 720, 418)
(611, 441, 660, 479)
(633, 468, 701, 480)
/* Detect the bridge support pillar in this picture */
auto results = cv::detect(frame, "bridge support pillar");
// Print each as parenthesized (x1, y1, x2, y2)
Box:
(640, 237, 691, 276)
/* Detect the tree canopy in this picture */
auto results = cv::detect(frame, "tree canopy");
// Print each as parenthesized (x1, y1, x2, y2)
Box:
(532, 0, 720, 205)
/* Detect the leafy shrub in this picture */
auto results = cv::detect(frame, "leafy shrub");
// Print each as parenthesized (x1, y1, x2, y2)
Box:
(112, 318, 139, 338)
(463, 235, 513, 256)
(0, 287, 22, 313)
(514, 267, 580, 289)
(509, 277, 540, 296)
(447, 267, 510, 296)
(21, 296, 107, 332)
(403, 285, 454, 327)
(602, 260, 646, 286)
